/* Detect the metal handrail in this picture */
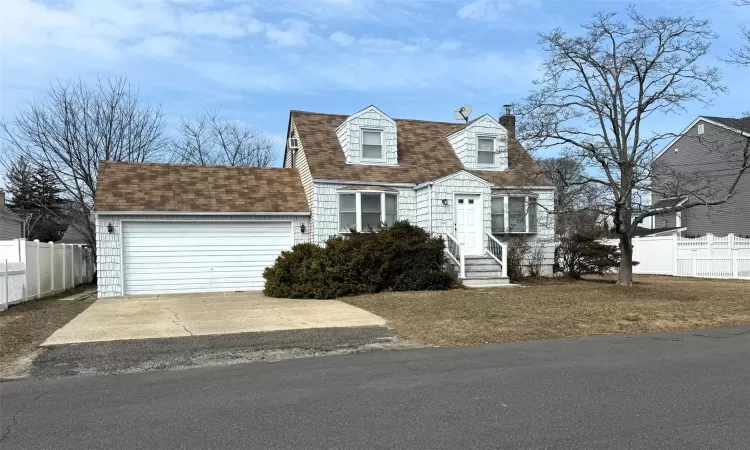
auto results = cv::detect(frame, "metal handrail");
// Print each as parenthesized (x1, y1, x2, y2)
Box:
(445, 234, 466, 279)
(484, 232, 508, 278)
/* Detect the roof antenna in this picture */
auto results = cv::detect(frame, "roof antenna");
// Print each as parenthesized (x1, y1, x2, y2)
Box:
(454, 105, 472, 123)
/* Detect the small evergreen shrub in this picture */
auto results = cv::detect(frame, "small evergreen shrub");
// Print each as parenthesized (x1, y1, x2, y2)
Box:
(263, 221, 454, 299)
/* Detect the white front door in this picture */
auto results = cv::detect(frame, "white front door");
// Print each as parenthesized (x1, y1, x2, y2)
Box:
(454, 194, 483, 256)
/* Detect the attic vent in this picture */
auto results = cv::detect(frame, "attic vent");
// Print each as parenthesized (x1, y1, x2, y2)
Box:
(288, 136, 299, 149)
(697, 123, 705, 135)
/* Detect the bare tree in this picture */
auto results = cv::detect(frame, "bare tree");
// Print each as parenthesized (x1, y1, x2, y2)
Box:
(517, 7, 748, 286)
(1, 75, 167, 254)
(726, 0, 750, 66)
(538, 156, 603, 235)
(170, 111, 276, 167)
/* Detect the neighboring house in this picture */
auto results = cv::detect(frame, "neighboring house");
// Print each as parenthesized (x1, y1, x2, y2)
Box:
(0, 189, 25, 240)
(648, 116, 750, 236)
(95, 105, 554, 298)
(56, 225, 90, 246)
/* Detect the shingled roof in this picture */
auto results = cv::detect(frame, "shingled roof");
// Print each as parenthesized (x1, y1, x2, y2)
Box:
(704, 116, 750, 134)
(95, 161, 309, 213)
(290, 111, 553, 187)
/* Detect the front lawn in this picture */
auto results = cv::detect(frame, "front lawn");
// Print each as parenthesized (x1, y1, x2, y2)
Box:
(342, 276, 750, 346)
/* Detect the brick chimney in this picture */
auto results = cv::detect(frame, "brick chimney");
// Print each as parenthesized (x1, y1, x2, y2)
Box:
(499, 104, 516, 141)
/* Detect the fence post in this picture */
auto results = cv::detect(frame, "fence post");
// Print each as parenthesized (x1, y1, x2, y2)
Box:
(672, 234, 678, 276)
(732, 250, 738, 278)
(707, 233, 713, 256)
(49, 242, 55, 294)
(35, 240, 41, 299)
(728, 233, 735, 253)
(2, 259, 8, 311)
(17, 239, 27, 300)
(691, 251, 697, 277)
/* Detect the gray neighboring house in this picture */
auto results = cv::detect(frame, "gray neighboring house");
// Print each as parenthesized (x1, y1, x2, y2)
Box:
(0, 189, 25, 240)
(648, 116, 750, 237)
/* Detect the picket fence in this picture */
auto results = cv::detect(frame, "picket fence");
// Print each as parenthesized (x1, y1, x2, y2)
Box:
(628, 234, 750, 279)
(0, 239, 94, 310)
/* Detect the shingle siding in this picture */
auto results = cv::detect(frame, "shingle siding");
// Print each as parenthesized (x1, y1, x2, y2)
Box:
(447, 115, 509, 171)
(652, 119, 750, 236)
(335, 107, 398, 166)
(95, 214, 311, 298)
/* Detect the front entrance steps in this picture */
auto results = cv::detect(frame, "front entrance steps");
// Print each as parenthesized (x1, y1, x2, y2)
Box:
(462, 255, 511, 288)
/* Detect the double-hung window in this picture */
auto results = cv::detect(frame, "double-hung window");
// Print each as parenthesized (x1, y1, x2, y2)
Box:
(490, 195, 538, 233)
(477, 137, 495, 165)
(362, 129, 383, 160)
(339, 192, 398, 232)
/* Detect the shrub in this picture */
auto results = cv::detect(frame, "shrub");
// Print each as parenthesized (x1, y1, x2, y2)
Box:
(506, 236, 530, 282)
(557, 232, 621, 278)
(263, 221, 454, 299)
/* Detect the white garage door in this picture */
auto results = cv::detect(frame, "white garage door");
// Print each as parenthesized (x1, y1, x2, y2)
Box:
(122, 221, 293, 295)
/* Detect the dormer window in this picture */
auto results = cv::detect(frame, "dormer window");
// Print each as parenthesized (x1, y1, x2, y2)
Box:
(362, 129, 383, 160)
(477, 137, 495, 165)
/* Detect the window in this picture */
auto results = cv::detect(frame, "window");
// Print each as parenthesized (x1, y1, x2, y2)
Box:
(491, 197, 504, 233)
(508, 197, 526, 232)
(477, 137, 495, 164)
(362, 129, 383, 160)
(338, 192, 398, 232)
(339, 194, 357, 232)
(697, 123, 705, 135)
(491, 195, 538, 233)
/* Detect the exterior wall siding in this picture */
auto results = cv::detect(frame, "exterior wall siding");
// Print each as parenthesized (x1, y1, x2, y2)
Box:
(0, 216, 24, 240)
(95, 214, 311, 298)
(415, 186, 430, 230)
(652, 119, 750, 236)
(447, 115, 509, 171)
(313, 182, 416, 244)
(335, 107, 398, 166)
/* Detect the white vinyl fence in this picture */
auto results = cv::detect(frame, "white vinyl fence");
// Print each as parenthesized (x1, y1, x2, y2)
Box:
(629, 234, 750, 279)
(0, 239, 95, 310)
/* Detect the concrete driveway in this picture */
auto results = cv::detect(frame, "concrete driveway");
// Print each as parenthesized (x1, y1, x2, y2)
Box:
(43, 292, 387, 345)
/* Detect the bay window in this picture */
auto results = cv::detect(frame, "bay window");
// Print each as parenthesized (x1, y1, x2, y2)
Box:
(339, 192, 398, 232)
(490, 195, 538, 233)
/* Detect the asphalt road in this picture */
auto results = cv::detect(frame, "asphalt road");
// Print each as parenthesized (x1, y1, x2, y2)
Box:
(2, 326, 749, 449)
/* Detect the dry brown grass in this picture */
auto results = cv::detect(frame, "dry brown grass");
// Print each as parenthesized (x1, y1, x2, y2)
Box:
(342, 276, 750, 346)
(0, 288, 95, 371)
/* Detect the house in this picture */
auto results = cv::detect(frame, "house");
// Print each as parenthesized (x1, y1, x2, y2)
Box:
(56, 225, 90, 246)
(648, 116, 750, 236)
(0, 189, 25, 240)
(95, 106, 554, 298)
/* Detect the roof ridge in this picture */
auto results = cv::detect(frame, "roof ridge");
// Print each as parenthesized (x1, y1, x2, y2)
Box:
(291, 109, 478, 126)
(100, 160, 295, 171)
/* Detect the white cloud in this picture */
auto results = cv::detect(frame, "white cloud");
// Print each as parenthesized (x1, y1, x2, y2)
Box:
(330, 31, 355, 46)
(265, 18, 312, 47)
(457, 0, 540, 21)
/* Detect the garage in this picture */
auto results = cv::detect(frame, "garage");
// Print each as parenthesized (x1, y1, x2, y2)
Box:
(94, 161, 310, 298)
(121, 221, 293, 295)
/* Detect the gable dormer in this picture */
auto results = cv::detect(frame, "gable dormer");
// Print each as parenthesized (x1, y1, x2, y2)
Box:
(446, 113, 509, 170)
(335, 106, 398, 166)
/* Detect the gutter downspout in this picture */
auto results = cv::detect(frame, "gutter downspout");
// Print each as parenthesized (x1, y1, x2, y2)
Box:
(428, 183, 434, 235)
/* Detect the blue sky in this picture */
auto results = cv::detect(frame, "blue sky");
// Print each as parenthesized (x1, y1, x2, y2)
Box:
(1, 0, 749, 172)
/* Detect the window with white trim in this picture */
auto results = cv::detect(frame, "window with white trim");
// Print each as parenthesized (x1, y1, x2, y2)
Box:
(697, 123, 705, 135)
(491, 195, 538, 233)
(477, 137, 495, 165)
(362, 129, 383, 160)
(338, 192, 398, 232)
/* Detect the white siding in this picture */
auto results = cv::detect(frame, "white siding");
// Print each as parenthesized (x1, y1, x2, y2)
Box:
(447, 115, 509, 171)
(0, 215, 24, 240)
(290, 121, 315, 238)
(313, 182, 416, 245)
(430, 172, 492, 248)
(415, 186, 430, 230)
(335, 106, 398, 166)
(96, 214, 311, 298)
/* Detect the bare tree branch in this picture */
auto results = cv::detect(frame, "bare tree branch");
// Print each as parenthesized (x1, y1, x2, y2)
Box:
(170, 111, 276, 167)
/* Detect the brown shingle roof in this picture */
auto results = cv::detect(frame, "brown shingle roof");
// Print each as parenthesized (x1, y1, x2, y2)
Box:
(95, 161, 309, 213)
(291, 111, 553, 187)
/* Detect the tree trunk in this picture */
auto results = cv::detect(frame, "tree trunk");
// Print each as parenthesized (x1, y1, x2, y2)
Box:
(618, 234, 633, 286)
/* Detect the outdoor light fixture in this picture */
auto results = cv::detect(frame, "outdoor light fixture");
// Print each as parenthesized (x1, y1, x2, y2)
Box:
(300, 223, 306, 233)
(441, 199, 449, 206)
(107, 223, 114, 234)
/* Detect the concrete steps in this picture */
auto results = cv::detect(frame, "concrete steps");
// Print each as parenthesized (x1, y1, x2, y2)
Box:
(462, 256, 509, 287)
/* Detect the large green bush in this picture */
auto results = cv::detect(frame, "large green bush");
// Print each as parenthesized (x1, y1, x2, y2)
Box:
(263, 221, 454, 299)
